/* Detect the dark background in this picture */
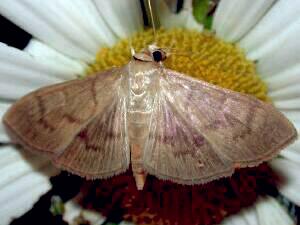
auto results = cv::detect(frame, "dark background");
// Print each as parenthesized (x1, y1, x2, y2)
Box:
(0, 14, 31, 49)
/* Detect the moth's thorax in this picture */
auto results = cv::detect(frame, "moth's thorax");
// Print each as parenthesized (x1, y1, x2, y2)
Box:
(127, 60, 160, 113)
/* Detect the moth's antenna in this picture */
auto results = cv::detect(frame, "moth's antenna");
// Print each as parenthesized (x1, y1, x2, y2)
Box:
(147, 0, 157, 44)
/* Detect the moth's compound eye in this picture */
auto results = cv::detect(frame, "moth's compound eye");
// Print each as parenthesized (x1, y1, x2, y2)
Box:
(152, 50, 166, 62)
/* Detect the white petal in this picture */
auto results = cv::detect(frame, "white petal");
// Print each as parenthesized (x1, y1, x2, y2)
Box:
(241, 208, 259, 225)
(280, 147, 300, 165)
(239, 0, 300, 60)
(94, 0, 143, 39)
(65, 0, 117, 45)
(281, 110, 300, 123)
(212, 0, 232, 37)
(0, 102, 11, 143)
(0, 42, 63, 100)
(63, 201, 82, 224)
(24, 39, 87, 80)
(1, 180, 50, 225)
(270, 158, 300, 206)
(221, 214, 251, 225)
(278, 109, 300, 164)
(220, 202, 258, 225)
(269, 84, 300, 100)
(81, 210, 105, 224)
(255, 19, 300, 78)
(156, 0, 203, 31)
(280, 109, 300, 141)
(264, 64, 300, 91)
(63, 201, 105, 224)
(213, 0, 275, 42)
(256, 197, 295, 225)
(0, 149, 49, 188)
(0, 146, 59, 225)
(220, 197, 294, 225)
(0, 0, 117, 62)
(273, 99, 300, 110)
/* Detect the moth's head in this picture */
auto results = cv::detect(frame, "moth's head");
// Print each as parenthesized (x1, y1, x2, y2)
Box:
(133, 45, 167, 63)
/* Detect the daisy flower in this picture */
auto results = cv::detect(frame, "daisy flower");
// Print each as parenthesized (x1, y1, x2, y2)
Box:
(0, 0, 299, 224)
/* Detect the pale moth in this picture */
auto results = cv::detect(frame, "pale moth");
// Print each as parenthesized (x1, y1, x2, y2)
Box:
(3, 44, 297, 190)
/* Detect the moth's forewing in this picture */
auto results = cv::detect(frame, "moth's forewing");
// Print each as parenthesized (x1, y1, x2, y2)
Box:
(3, 68, 130, 178)
(143, 68, 297, 184)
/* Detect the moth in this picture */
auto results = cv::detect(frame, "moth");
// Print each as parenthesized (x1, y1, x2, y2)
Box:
(3, 45, 297, 190)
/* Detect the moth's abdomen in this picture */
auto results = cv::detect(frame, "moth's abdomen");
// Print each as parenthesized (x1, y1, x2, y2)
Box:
(128, 111, 151, 141)
(128, 111, 152, 190)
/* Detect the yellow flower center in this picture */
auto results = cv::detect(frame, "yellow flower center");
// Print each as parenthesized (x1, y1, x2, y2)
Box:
(86, 28, 268, 101)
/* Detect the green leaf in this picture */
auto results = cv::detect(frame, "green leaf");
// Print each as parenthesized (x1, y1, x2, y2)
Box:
(193, 0, 212, 29)
(203, 15, 213, 29)
(49, 196, 65, 216)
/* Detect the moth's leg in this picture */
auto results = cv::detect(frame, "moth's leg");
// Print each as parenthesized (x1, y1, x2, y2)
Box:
(131, 143, 147, 190)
